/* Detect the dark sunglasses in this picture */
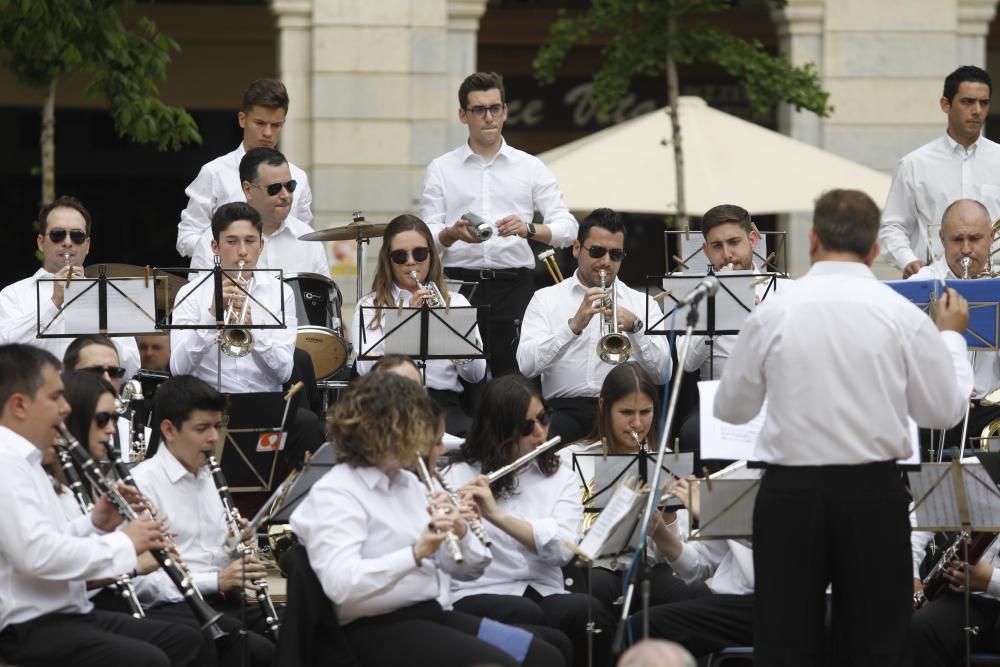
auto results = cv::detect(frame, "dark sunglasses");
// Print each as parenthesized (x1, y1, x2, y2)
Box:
(47, 228, 88, 245)
(80, 365, 127, 380)
(93, 411, 115, 428)
(582, 244, 625, 262)
(520, 407, 553, 437)
(253, 179, 297, 197)
(389, 247, 431, 265)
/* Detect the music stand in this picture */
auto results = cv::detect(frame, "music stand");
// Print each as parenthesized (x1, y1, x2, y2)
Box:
(886, 278, 1000, 352)
(663, 229, 788, 276)
(688, 461, 762, 541)
(218, 392, 287, 492)
(571, 451, 694, 522)
(36, 268, 160, 338)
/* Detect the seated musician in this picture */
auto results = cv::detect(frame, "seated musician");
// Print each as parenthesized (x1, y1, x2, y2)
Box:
(131, 375, 276, 667)
(289, 372, 567, 667)
(443, 373, 613, 667)
(138, 333, 171, 372)
(517, 208, 670, 443)
(559, 362, 709, 622)
(629, 476, 755, 659)
(0, 196, 140, 377)
(189, 147, 327, 276)
(0, 344, 206, 667)
(171, 201, 323, 477)
(908, 198, 1000, 451)
(352, 214, 487, 437)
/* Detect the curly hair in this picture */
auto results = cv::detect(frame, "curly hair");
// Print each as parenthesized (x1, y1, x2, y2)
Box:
(329, 373, 436, 468)
(451, 374, 559, 499)
(586, 362, 660, 454)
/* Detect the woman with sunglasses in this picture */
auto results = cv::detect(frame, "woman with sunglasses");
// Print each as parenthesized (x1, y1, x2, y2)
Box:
(442, 374, 612, 667)
(352, 214, 486, 436)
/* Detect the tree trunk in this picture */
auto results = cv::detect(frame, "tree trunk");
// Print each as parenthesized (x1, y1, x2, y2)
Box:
(41, 78, 57, 205)
(666, 14, 687, 232)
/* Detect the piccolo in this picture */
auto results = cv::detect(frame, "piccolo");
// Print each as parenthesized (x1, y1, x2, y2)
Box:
(414, 456, 464, 563)
(486, 436, 562, 484)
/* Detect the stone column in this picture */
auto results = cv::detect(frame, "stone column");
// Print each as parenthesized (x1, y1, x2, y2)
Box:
(446, 0, 488, 147)
(271, 0, 314, 173)
(957, 0, 998, 67)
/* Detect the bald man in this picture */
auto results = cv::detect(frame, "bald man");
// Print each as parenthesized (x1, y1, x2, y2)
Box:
(616, 639, 696, 667)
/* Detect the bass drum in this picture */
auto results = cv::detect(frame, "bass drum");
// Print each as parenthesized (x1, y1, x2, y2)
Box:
(283, 273, 351, 379)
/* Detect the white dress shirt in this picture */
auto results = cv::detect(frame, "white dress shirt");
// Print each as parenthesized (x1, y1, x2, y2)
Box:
(879, 133, 1000, 270)
(289, 463, 490, 625)
(188, 215, 328, 277)
(420, 139, 578, 269)
(170, 269, 297, 393)
(130, 444, 230, 604)
(176, 143, 313, 258)
(352, 285, 487, 392)
(0, 267, 141, 379)
(660, 515, 754, 595)
(442, 460, 582, 600)
(715, 261, 974, 465)
(517, 271, 672, 398)
(0, 426, 136, 629)
(910, 259, 1000, 400)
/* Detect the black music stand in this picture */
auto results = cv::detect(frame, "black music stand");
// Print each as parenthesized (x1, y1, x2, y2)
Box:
(36, 267, 161, 338)
(663, 229, 789, 276)
(571, 451, 694, 523)
(217, 392, 288, 492)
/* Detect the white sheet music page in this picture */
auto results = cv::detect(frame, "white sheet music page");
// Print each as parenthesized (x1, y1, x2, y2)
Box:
(909, 463, 962, 531)
(61, 278, 157, 335)
(576, 480, 643, 562)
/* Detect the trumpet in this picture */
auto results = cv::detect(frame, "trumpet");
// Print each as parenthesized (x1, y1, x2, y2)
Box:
(961, 255, 972, 279)
(219, 260, 254, 358)
(409, 270, 446, 307)
(414, 456, 464, 563)
(597, 269, 632, 365)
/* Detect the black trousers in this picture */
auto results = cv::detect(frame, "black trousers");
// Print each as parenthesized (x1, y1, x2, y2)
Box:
(629, 593, 754, 657)
(563, 562, 711, 623)
(343, 600, 565, 667)
(0, 610, 210, 667)
(548, 397, 599, 445)
(446, 267, 535, 378)
(145, 597, 275, 667)
(753, 462, 911, 667)
(427, 387, 473, 437)
(911, 593, 1000, 666)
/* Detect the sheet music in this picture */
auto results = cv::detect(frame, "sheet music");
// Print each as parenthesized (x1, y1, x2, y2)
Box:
(967, 464, 1000, 529)
(909, 462, 1000, 531)
(61, 278, 157, 335)
(691, 478, 759, 539)
(576, 481, 644, 562)
(381, 307, 481, 357)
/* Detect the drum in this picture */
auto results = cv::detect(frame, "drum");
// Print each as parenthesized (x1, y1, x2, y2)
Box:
(283, 273, 350, 379)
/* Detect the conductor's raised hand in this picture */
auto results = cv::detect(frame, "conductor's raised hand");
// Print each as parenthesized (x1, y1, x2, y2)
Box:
(936, 287, 969, 334)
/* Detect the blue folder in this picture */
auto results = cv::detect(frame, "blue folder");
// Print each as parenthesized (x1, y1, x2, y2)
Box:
(885, 278, 1000, 350)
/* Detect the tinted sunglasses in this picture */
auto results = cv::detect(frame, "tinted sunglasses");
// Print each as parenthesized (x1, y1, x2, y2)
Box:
(389, 247, 430, 265)
(253, 179, 297, 196)
(80, 365, 127, 380)
(48, 228, 88, 245)
(93, 411, 115, 428)
(520, 407, 553, 437)
(582, 244, 625, 262)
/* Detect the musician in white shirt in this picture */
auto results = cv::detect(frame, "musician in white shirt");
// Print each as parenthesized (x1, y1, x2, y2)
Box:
(188, 147, 327, 276)
(0, 344, 205, 667)
(353, 214, 486, 436)
(517, 208, 671, 443)
(0, 196, 140, 378)
(176, 79, 312, 258)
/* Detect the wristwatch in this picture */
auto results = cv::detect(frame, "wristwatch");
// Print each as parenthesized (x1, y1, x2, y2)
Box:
(525, 222, 537, 239)
(629, 318, 644, 335)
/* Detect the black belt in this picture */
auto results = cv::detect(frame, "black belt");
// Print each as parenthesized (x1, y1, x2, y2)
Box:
(445, 267, 532, 282)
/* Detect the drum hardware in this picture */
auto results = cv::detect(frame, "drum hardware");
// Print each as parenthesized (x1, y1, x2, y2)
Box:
(297, 211, 387, 305)
(284, 272, 351, 379)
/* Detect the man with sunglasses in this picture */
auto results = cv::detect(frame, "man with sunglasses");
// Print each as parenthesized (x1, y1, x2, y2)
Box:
(189, 147, 327, 276)
(421, 71, 578, 377)
(176, 79, 313, 259)
(0, 196, 140, 379)
(517, 208, 671, 443)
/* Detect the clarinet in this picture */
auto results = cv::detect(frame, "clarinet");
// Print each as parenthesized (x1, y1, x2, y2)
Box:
(57, 425, 226, 639)
(56, 446, 146, 619)
(914, 531, 997, 609)
(207, 454, 281, 641)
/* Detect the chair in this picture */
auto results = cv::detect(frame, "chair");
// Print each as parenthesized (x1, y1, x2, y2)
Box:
(706, 646, 753, 667)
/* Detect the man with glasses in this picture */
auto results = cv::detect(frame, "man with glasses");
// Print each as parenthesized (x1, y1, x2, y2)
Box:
(517, 208, 671, 442)
(0, 196, 140, 378)
(176, 79, 313, 259)
(421, 71, 578, 377)
(189, 147, 327, 276)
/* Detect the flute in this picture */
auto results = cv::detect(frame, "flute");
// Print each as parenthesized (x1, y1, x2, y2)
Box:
(414, 456, 464, 563)
(486, 436, 562, 484)
(431, 468, 492, 549)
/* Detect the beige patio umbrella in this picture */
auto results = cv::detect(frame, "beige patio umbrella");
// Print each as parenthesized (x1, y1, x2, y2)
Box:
(538, 96, 891, 216)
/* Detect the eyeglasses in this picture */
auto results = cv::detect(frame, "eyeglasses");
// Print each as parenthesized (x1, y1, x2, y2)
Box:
(520, 407, 553, 437)
(47, 228, 88, 245)
(93, 411, 115, 428)
(389, 247, 431, 265)
(582, 244, 626, 262)
(251, 179, 297, 197)
(80, 365, 127, 380)
(465, 104, 505, 118)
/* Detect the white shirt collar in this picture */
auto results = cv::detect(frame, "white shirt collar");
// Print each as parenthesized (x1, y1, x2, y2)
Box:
(0, 425, 41, 465)
(459, 137, 511, 165)
(154, 442, 200, 484)
(944, 131, 982, 156)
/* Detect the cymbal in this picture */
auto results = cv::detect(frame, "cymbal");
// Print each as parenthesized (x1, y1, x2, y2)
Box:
(299, 221, 387, 242)
(83, 263, 188, 310)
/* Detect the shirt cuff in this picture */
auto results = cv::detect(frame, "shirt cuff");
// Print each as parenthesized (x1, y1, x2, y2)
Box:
(940, 330, 968, 354)
(195, 570, 220, 596)
(101, 531, 139, 576)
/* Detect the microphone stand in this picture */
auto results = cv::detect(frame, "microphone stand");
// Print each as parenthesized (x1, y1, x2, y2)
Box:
(611, 299, 702, 656)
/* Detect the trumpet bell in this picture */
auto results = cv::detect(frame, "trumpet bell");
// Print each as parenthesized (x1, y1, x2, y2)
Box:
(598, 333, 632, 364)
(220, 328, 254, 358)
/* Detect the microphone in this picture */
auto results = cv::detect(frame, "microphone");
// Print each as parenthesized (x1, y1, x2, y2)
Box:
(680, 276, 719, 306)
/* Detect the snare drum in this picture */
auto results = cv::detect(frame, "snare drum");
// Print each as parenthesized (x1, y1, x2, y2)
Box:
(283, 273, 351, 379)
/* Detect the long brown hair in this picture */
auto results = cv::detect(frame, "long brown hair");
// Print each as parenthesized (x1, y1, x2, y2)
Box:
(587, 362, 660, 454)
(368, 214, 450, 329)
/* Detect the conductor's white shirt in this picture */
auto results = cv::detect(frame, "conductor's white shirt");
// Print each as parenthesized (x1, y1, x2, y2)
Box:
(420, 139, 578, 269)
(0, 267, 141, 378)
(176, 143, 313, 257)
(715, 261, 974, 465)
(188, 215, 328, 278)
(170, 269, 297, 393)
(517, 271, 671, 398)
(0, 427, 136, 629)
